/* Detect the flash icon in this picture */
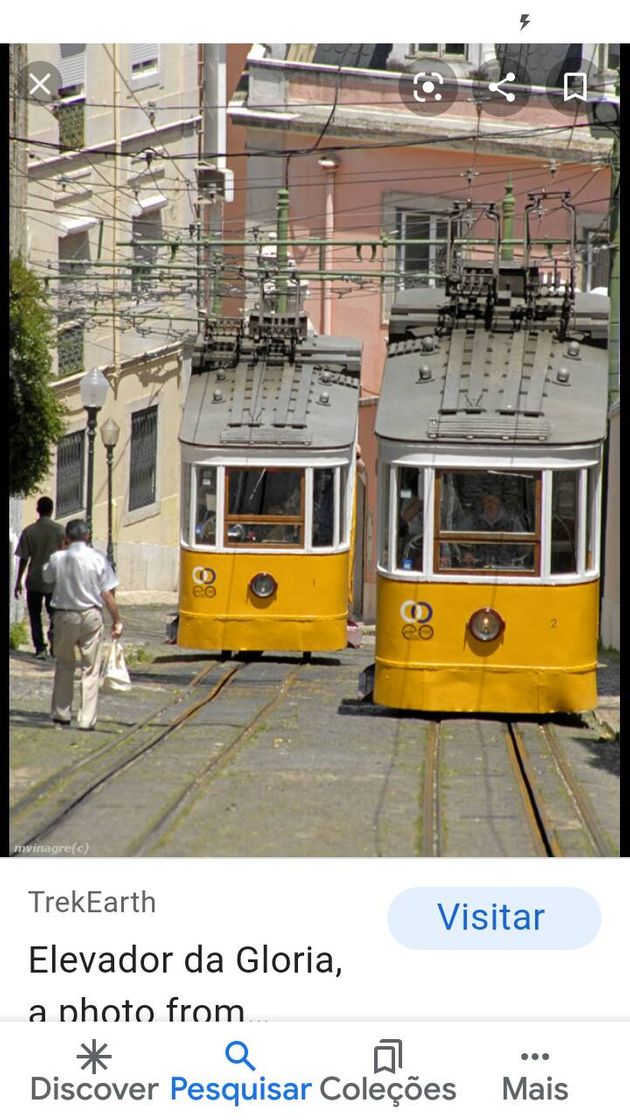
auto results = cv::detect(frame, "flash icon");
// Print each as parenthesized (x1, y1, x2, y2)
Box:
(520, 13, 530, 31)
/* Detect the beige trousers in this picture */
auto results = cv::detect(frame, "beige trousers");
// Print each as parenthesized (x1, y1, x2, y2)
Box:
(51, 608, 104, 728)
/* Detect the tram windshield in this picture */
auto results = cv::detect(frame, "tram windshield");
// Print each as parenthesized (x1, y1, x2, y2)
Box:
(225, 467, 304, 548)
(436, 470, 538, 573)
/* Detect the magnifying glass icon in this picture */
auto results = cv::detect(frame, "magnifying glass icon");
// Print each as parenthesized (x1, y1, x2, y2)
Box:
(225, 1041, 256, 1072)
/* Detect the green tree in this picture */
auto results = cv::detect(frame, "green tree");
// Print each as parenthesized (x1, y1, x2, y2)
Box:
(9, 256, 66, 496)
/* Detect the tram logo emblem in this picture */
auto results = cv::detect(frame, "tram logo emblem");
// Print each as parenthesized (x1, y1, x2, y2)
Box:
(192, 566, 217, 598)
(400, 600, 434, 640)
(400, 600, 433, 624)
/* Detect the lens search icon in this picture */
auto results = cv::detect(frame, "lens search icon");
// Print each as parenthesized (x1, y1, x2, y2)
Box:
(225, 1041, 256, 1072)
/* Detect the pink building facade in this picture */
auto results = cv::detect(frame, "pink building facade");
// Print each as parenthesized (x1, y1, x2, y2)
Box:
(229, 47, 614, 618)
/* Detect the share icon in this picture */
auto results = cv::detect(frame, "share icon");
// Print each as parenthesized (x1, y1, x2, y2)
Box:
(488, 73, 517, 102)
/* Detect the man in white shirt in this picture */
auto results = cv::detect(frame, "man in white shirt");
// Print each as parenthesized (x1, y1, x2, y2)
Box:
(43, 519, 123, 730)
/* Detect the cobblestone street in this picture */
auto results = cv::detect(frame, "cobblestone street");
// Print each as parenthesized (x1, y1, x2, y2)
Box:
(10, 597, 620, 859)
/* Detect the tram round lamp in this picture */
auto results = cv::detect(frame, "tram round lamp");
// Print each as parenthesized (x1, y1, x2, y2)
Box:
(250, 572, 277, 599)
(468, 607, 505, 642)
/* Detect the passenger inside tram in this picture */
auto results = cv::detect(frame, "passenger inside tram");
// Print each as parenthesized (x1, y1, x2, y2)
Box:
(398, 468, 424, 570)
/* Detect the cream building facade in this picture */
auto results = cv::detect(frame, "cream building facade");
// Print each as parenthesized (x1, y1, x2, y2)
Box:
(22, 43, 201, 589)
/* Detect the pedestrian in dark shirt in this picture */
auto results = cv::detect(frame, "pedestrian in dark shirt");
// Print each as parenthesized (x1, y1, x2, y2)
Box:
(14, 497, 65, 658)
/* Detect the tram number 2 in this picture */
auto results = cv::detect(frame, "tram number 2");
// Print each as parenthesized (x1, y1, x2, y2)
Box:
(192, 566, 217, 598)
(400, 600, 434, 641)
(550, 618, 558, 628)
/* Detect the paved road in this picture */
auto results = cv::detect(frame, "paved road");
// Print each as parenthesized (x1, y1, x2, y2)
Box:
(9, 603, 620, 858)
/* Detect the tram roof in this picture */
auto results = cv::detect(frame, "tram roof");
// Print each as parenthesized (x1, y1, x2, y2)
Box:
(180, 334, 361, 451)
(377, 291, 609, 446)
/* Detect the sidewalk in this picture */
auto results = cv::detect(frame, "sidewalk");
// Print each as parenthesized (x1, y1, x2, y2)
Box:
(595, 651, 620, 738)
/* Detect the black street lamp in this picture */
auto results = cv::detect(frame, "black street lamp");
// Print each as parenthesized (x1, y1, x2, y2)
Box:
(100, 417, 120, 569)
(79, 368, 109, 543)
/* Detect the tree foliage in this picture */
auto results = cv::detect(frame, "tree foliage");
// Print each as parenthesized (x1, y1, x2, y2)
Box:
(9, 256, 66, 496)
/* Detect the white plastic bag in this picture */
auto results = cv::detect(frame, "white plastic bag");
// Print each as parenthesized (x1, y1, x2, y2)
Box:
(100, 638, 132, 693)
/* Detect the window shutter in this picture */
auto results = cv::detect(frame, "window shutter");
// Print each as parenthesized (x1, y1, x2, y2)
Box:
(58, 44, 86, 89)
(131, 44, 159, 69)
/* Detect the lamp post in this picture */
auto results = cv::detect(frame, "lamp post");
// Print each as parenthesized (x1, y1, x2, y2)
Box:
(100, 417, 120, 569)
(79, 368, 109, 543)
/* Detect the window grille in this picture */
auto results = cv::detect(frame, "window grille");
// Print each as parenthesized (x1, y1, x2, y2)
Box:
(57, 323, 84, 376)
(56, 430, 85, 517)
(58, 233, 88, 375)
(129, 406, 158, 510)
(57, 94, 85, 150)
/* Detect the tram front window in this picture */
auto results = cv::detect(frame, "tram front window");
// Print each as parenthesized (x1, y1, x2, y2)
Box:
(436, 470, 538, 574)
(397, 467, 424, 570)
(195, 467, 217, 545)
(225, 467, 304, 547)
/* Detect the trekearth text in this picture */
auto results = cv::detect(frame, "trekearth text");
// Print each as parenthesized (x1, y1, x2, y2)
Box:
(28, 890, 156, 914)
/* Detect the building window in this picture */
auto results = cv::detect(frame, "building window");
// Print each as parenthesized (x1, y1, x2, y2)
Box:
(412, 44, 467, 58)
(57, 90, 85, 150)
(131, 44, 159, 76)
(57, 233, 89, 377)
(582, 231, 610, 292)
(57, 324, 84, 376)
(131, 209, 162, 296)
(396, 210, 450, 289)
(56, 45, 86, 149)
(56, 430, 85, 517)
(129, 406, 158, 511)
(601, 44, 620, 71)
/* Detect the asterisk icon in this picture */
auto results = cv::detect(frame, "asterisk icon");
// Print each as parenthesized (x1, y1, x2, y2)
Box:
(76, 1039, 112, 1074)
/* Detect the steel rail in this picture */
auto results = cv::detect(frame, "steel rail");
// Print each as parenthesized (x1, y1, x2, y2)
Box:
(10, 660, 220, 822)
(505, 723, 563, 857)
(129, 664, 304, 856)
(539, 722, 615, 857)
(421, 721, 442, 857)
(12, 662, 244, 851)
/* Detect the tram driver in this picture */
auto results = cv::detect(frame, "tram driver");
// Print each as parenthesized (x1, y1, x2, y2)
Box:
(460, 491, 528, 569)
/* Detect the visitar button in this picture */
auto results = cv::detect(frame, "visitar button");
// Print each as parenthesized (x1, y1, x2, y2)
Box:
(388, 887, 600, 949)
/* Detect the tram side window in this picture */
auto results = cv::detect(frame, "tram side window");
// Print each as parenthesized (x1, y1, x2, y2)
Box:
(313, 468, 335, 547)
(379, 465, 391, 569)
(551, 471, 578, 574)
(225, 467, 304, 547)
(195, 467, 218, 545)
(397, 467, 424, 571)
(435, 470, 538, 573)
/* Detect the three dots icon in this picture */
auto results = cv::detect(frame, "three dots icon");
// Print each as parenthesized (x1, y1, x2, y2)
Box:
(521, 1052, 550, 1061)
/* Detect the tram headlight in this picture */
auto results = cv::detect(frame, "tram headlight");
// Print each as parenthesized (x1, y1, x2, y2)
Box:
(468, 607, 505, 642)
(250, 572, 277, 599)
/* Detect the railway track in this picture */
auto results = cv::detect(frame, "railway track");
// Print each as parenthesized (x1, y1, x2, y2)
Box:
(419, 716, 616, 858)
(11, 658, 304, 857)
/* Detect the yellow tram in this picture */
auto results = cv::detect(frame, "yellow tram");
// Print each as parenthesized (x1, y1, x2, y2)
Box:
(177, 312, 361, 653)
(373, 203, 609, 714)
